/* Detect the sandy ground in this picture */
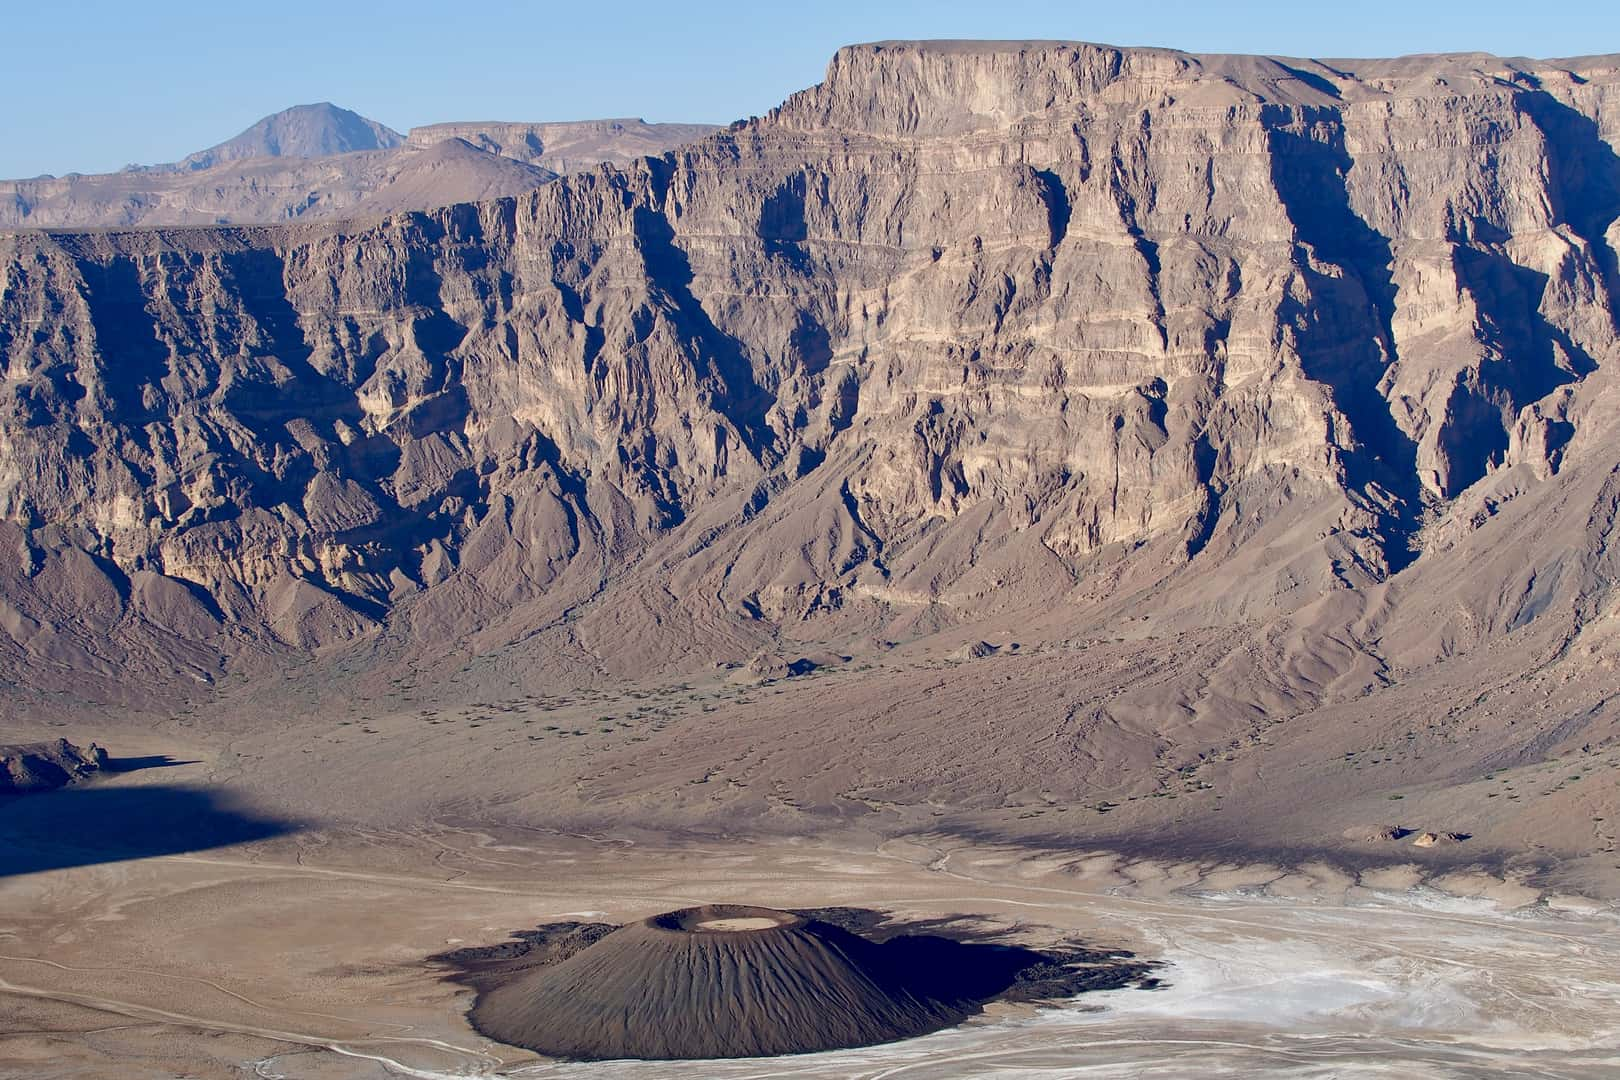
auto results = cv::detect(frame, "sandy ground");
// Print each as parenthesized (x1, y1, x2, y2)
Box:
(3, 639, 1619, 1078)
(2, 817, 1617, 1079)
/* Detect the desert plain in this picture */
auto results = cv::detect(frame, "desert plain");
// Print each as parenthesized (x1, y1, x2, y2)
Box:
(3, 645, 1619, 1077)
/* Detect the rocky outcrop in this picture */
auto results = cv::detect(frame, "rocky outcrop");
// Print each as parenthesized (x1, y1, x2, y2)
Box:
(0, 739, 108, 793)
(0, 41, 1617, 704)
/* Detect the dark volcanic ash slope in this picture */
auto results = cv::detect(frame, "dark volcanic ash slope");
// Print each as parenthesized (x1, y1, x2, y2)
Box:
(471, 906, 967, 1059)
(449, 906, 1159, 1062)
(1, 42, 1619, 833)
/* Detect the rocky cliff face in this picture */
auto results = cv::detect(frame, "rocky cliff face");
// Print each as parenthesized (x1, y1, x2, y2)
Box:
(1, 41, 1618, 714)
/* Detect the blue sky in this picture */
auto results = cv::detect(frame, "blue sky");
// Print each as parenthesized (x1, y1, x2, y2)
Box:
(5, 0, 1616, 178)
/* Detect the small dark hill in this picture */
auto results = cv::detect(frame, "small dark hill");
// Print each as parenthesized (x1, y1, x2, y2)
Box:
(460, 904, 1158, 1060)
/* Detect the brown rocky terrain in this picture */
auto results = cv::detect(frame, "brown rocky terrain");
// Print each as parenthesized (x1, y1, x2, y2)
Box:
(0, 738, 107, 793)
(1, 40, 1619, 879)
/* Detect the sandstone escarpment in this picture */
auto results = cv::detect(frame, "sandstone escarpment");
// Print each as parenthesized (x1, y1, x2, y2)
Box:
(1, 41, 1617, 711)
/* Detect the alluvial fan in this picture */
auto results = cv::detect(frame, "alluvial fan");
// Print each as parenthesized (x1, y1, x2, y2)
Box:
(469, 904, 971, 1059)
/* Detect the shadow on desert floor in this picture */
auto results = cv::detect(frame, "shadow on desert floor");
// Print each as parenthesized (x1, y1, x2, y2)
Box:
(0, 784, 296, 877)
(105, 754, 203, 773)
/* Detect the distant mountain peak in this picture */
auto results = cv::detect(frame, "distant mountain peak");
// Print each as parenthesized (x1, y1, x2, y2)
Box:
(144, 103, 405, 173)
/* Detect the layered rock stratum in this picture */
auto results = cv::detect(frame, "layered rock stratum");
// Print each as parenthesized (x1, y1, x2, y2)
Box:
(2, 41, 1618, 859)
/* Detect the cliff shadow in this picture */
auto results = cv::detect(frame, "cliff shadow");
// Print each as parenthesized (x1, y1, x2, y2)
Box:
(81, 256, 170, 427)
(760, 173, 810, 248)
(1444, 246, 1592, 491)
(1419, 88, 1614, 494)
(635, 161, 780, 462)
(0, 784, 296, 877)
(1032, 168, 1073, 248)
(1519, 90, 1620, 335)
(205, 247, 368, 512)
(1265, 105, 1422, 567)
(399, 236, 475, 440)
(760, 175, 838, 389)
(216, 248, 364, 430)
(104, 754, 202, 772)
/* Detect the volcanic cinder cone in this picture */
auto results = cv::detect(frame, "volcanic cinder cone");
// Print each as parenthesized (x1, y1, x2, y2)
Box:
(469, 904, 970, 1059)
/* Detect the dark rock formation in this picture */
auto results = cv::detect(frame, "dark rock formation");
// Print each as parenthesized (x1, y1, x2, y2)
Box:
(459, 904, 1156, 1060)
(0, 739, 109, 794)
